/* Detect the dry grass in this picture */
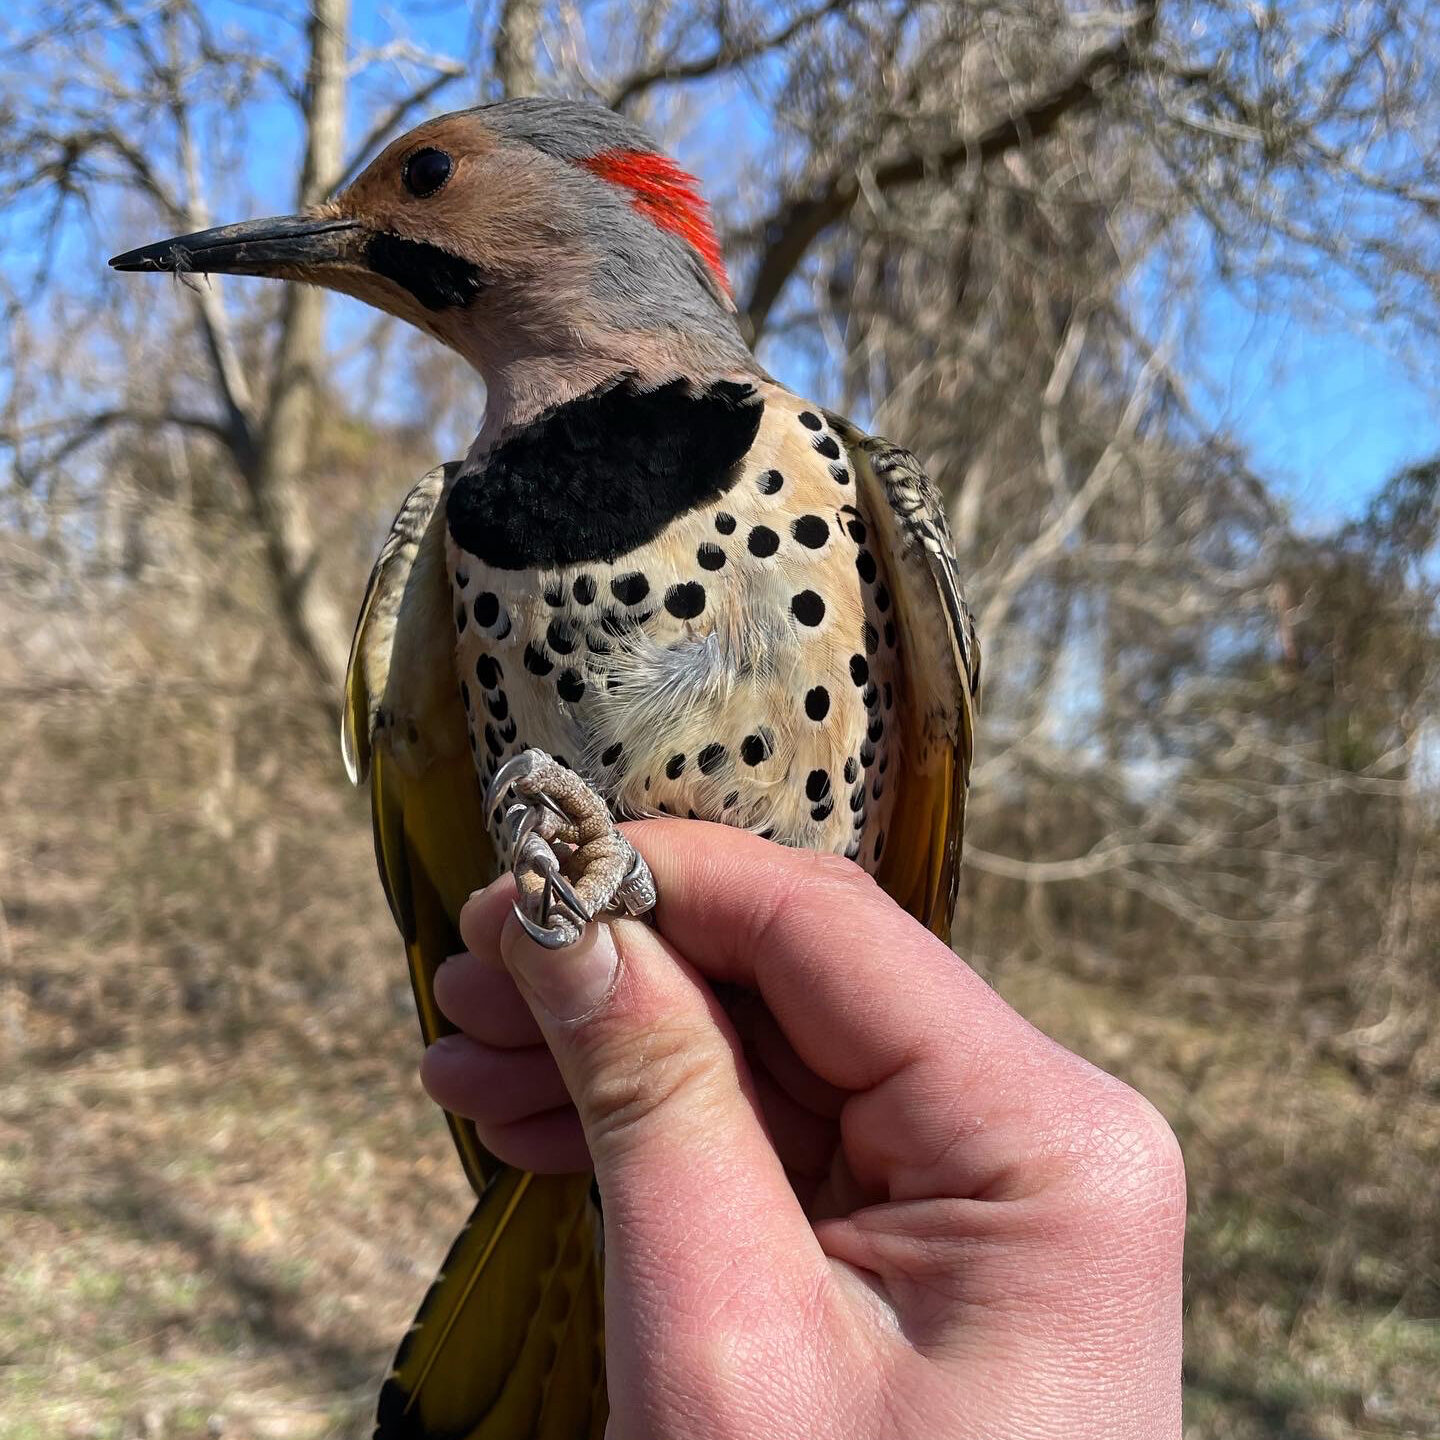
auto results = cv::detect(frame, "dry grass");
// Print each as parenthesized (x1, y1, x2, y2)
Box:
(2, 573, 1437, 1440)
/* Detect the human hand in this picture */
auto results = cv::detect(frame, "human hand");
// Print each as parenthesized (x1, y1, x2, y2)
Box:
(422, 823, 1185, 1439)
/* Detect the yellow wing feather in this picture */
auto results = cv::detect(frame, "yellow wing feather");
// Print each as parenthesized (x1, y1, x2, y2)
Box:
(837, 423, 981, 937)
(347, 471, 605, 1438)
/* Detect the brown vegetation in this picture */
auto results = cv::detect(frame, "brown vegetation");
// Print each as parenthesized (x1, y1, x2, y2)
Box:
(2, 2, 1438, 1436)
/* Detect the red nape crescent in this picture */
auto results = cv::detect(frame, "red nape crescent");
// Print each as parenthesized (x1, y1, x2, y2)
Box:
(581, 148, 731, 298)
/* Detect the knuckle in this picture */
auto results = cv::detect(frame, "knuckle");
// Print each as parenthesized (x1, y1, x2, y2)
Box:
(569, 1011, 721, 1151)
(1053, 1075, 1187, 1231)
(746, 847, 880, 952)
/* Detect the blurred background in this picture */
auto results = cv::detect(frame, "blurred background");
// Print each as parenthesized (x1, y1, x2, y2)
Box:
(1, 1, 1437, 1435)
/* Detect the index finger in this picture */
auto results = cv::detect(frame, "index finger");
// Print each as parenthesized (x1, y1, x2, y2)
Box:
(622, 819, 1118, 1204)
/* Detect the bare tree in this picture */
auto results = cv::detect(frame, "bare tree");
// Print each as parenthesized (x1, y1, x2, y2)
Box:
(3, 6, 1439, 1427)
(1, 0, 471, 695)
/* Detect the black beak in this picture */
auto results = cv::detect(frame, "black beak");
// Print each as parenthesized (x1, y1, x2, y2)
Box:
(109, 215, 362, 276)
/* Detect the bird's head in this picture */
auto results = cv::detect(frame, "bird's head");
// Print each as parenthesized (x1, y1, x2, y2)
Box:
(110, 99, 754, 420)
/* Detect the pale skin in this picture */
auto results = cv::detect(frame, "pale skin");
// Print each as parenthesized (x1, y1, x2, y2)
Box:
(422, 822, 1186, 1439)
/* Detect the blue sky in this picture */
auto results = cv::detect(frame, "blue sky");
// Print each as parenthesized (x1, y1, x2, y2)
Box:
(11, 0, 1434, 532)
(1196, 287, 1439, 528)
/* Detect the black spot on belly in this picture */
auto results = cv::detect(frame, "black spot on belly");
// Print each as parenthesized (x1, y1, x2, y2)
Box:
(863, 622, 879, 655)
(844, 756, 858, 783)
(814, 435, 840, 460)
(806, 769, 831, 801)
(664, 581, 706, 619)
(811, 799, 835, 822)
(792, 515, 828, 548)
(758, 469, 783, 495)
(830, 464, 851, 486)
(856, 550, 877, 584)
(791, 590, 825, 626)
(741, 729, 774, 766)
(850, 654, 869, 686)
(884, 620, 897, 649)
(455, 605, 467, 634)
(798, 411, 822, 431)
(747, 525, 779, 558)
(557, 669, 585, 703)
(475, 654, 502, 689)
(715, 512, 736, 535)
(601, 741, 623, 766)
(547, 618, 577, 654)
(697, 742, 727, 774)
(612, 572, 651, 606)
(447, 378, 763, 568)
(846, 517, 866, 543)
(805, 685, 830, 720)
(524, 643, 553, 676)
(484, 724, 504, 757)
(665, 753, 686, 779)
(473, 591, 499, 627)
(875, 583, 891, 612)
(544, 581, 565, 607)
(697, 543, 726, 571)
(573, 573, 597, 605)
(486, 690, 509, 721)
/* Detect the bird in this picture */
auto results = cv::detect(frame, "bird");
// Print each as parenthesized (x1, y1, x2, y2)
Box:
(111, 97, 980, 1440)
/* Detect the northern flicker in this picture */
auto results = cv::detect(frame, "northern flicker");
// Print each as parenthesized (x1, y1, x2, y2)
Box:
(112, 97, 980, 1440)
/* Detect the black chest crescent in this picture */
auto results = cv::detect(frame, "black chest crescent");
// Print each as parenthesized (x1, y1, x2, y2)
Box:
(446, 377, 763, 569)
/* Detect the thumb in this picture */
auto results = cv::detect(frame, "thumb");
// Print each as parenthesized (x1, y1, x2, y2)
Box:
(493, 905, 819, 1314)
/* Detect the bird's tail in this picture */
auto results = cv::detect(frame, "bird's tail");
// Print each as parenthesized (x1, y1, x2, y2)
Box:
(375, 1168, 606, 1440)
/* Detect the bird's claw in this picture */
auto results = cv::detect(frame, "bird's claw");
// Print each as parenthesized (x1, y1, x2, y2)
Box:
(489, 747, 656, 949)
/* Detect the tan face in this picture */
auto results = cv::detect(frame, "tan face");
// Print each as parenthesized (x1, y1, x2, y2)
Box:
(329, 114, 566, 283)
(109, 113, 593, 338)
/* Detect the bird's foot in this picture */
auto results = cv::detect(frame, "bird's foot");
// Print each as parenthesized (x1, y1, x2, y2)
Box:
(486, 748, 656, 949)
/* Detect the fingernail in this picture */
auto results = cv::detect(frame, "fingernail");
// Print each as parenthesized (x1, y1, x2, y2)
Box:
(500, 918, 620, 1023)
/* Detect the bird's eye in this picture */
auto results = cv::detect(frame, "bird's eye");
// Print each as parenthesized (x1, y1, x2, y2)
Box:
(403, 148, 453, 198)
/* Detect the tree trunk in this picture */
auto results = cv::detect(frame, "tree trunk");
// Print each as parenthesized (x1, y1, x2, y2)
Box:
(494, 0, 542, 98)
(243, 0, 353, 699)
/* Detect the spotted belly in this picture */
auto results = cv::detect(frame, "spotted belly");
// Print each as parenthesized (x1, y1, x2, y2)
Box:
(447, 400, 903, 869)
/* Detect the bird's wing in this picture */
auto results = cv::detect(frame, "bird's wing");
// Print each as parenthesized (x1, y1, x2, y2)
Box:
(346, 467, 604, 1439)
(833, 420, 981, 937)
(343, 462, 499, 1189)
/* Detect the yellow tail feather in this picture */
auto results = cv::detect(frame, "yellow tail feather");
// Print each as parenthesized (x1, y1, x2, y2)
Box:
(376, 1170, 605, 1440)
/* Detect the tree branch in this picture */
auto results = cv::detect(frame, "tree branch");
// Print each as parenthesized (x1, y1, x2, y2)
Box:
(494, 0, 543, 100)
(2, 407, 232, 486)
(608, 0, 849, 110)
(740, 36, 1142, 340)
